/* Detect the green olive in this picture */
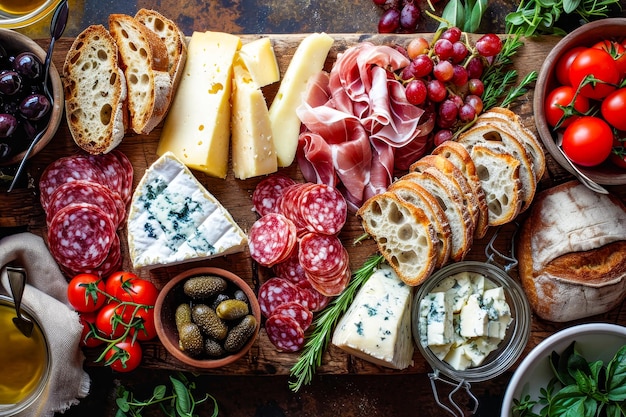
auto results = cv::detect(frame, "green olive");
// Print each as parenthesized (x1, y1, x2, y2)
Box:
(174, 303, 192, 332)
(216, 299, 249, 321)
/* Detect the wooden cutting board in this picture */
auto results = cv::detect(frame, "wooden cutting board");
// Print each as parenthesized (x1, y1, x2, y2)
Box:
(3, 33, 623, 377)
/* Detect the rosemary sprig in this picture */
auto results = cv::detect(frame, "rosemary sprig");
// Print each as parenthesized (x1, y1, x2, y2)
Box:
(288, 253, 385, 392)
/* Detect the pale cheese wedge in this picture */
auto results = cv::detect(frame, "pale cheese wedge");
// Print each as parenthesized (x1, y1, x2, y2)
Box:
(269, 32, 334, 167)
(127, 152, 248, 269)
(238, 37, 280, 88)
(156, 31, 241, 178)
(230, 58, 277, 179)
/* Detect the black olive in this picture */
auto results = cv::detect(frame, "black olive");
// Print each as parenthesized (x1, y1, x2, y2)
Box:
(12, 52, 42, 80)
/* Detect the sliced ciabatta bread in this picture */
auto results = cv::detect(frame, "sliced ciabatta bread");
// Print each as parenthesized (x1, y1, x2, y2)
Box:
(457, 125, 536, 213)
(431, 140, 489, 239)
(134, 9, 187, 91)
(478, 107, 546, 180)
(467, 143, 523, 226)
(63, 25, 128, 154)
(358, 191, 438, 286)
(388, 180, 452, 268)
(109, 14, 172, 135)
(400, 170, 473, 262)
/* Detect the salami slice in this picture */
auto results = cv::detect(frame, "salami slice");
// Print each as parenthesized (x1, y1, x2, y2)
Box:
(258, 277, 301, 318)
(47, 203, 116, 272)
(273, 248, 308, 287)
(46, 180, 123, 229)
(297, 281, 331, 312)
(265, 313, 305, 352)
(273, 301, 313, 331)
(278, 183, 312, 231)
(248, 213, 297, 267)
(110, 149, 134, 204)
(306, 261, 351, 297)
(88, 153, 125, 200)
(298, 232, 346, 277)
(252, 174, 296, 217)
(60, 233, 122, 278)
(299, 183, 347, 235)
(39, 155, 107, 210)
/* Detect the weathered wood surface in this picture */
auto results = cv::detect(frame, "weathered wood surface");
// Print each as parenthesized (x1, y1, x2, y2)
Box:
(3, 34, 626, 379)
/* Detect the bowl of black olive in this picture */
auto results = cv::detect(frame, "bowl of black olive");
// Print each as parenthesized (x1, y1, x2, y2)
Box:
(0, 28, 63, 167)
(154, 267, 261, 369)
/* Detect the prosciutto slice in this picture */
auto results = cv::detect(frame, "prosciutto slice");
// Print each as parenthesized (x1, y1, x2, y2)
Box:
(296, 42, 430, 211)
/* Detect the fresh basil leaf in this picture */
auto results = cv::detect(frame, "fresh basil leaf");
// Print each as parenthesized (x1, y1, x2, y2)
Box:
(563, 0, 582, 13)
(153, 385, 167, 400)
(604, 402, 624, 417)
(569, 352, 593, 379)
(170, 376, 192, 416)
(607, 345, 626, 401)
(439, 0, 465, 30)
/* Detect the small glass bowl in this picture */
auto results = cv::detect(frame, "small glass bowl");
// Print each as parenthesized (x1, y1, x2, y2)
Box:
(0, 0, 62, 29)
(0, 294, 51, 416)
(411, 261, 531, 383)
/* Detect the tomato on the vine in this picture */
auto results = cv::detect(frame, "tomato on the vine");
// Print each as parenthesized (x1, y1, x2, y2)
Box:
(105, 271, 158, 306)
(67, 273, 106, 313)
(601, 88, 626, 131)
(609, 136, 626, 169)
(562, 116, 614, 167)
(104, 338, 142, 372)
(569, 48, 620, 100)
(545, 85, 590, 128)
(95, 302, 127, 339)
(132, 307, 157, 341)
(555, 46, 585, 86)
(593, 40, 626, 76)
(78, 312, 104, 348)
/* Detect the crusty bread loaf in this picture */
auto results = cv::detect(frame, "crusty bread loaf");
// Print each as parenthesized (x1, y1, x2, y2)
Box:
(431, 140, 489, 239)
(358, 191, 438, 286)
(63, 25, 128, 154)
(468, 144, 522, 226)
(134, 8, 187, 92)
(401, 170, 473, 261)
(109, 14, 172, 135)
(388, 180, 451, 268)
(518, 180, 626, 322)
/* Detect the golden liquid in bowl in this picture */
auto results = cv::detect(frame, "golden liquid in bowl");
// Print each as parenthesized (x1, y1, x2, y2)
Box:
(0, 0, 47, 15)
(0, 303, 47, 405)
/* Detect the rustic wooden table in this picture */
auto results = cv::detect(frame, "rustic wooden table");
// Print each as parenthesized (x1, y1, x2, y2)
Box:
(1, 1, 626, 416)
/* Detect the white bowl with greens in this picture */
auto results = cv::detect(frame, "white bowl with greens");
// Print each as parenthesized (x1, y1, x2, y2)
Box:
(502, 323, 626, 417)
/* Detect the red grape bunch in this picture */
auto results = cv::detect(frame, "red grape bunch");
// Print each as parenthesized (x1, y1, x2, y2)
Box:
(398, 28, 503, 144)
(375, 0, 423, 33)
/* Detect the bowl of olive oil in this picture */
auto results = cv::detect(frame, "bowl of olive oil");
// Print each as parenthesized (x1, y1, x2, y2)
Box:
(0, 295, 50, 416)
(0, 0, 63, 29)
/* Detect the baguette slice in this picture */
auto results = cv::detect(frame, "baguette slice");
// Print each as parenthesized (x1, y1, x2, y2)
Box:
(134, 8, 187, 92)
(63, 25, 128, 154)
(431, 140, 489, 239)
(389, 180, 451, 268)
(109, 14, 172, 135)
(468, 144, 522, 226)
(358, 192, 437, 286)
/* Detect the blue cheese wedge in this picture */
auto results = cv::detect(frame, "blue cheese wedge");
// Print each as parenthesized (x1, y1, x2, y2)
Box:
(331, 264, 414, 369)
(127, 152, 247, 269)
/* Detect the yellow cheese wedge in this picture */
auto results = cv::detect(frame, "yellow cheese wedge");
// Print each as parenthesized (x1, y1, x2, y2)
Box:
(156, 31, 241, 178)
(238, 38, 280, 88)
(231, 58, 277, 179)
(268, 32, 334, 167)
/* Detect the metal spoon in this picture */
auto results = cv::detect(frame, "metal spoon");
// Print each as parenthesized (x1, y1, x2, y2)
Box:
(555, 133, 609, 194)
(6, 266, 33, 337)
(7, 0, 69, 193)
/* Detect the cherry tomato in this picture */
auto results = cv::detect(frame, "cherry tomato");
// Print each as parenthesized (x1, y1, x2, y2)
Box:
(601, 88, 626, 131)
(78, 312, 104, 348)
(562, 116, 614, 166)
(555, 46, 585, 86)
(104, 338, 142, 372)
(609, 136, 626, 169)
(67, 273, 106, 313)
(544, 85, 590, 128)
(593, 40, 626, 76)
(132, 307, 157, 341)
(95, 302, 127, 339)
(569, 48, 620, 99)
(105, 271, 158, 306)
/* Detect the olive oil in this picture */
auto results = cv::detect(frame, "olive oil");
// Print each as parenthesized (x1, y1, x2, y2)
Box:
(0, 0, 47, 15)
(0, 303, 47, 405)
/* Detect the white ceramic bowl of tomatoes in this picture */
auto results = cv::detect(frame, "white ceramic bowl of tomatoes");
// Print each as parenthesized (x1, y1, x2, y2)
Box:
(534, 18, 626, 185)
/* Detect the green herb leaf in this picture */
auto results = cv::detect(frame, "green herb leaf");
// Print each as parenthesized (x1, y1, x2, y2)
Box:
(439, 0, 465, 30)
(607, 345, 626, 401)
(465, 0, 487, 32)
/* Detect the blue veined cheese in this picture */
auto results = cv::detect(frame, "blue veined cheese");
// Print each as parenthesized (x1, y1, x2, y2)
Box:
(127, 152, 247, 268)
(459, 294, 489, 338)
(331, 264, 414, 370)
(420, 292, 454, 346)
(443, 345, 472, 371)
(432, 272, 473, 313)
(462, 337, 500, 367)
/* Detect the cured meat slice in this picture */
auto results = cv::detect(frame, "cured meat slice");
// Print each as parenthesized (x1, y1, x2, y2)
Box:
(39, 155, 107, 210)
(265, 313, 305, 352)
(258, 277, 301, 318)
(45, 180, 124, 229)
(110, 150, 134, 204)
(88, 153, 125, 200)
(298, 232, 346, 277)
(60, 233, 122, 278)
(299, 183, 347, 235)
(278, 183, 314, 231)
(47, 203, 116, 272)
(273, 301, 313, 331)
(296, 281, 332, 312)
(273, 248, 308, 287)
(307, 261, 351, 297)
(252, 174, 296, 217)
(248, 213, 297, 267)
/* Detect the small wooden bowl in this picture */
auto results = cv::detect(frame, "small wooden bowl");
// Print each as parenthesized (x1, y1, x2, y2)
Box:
(154, 267, 261, 369)
(534, 18, 626, 186)
(0, 28, 64, 167)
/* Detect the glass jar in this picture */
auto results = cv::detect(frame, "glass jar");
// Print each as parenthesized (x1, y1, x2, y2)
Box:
(0, 294, 51, 416)
(0, 0, 62, 29)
